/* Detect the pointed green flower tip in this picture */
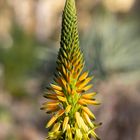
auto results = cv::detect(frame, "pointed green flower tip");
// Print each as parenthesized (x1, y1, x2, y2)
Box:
(42, 0, 101, 139)
(60, 0, 79, 48)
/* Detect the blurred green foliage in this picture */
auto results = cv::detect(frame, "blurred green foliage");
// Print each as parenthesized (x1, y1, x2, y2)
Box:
(81, 14, 140, 81)
(0, 26, 38, 97)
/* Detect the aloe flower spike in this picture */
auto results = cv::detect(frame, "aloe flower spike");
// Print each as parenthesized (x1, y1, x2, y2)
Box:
(41, 0, 101, 139)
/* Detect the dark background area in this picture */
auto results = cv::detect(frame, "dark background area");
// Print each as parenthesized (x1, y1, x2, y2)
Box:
(0, 0, 140, 140)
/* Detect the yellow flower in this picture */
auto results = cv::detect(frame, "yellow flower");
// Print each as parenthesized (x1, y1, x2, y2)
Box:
(82, 106, 96, 120)
(63, 116, 69, 132)
(46, 110, 65, 128)
(66, 124, 73, 140)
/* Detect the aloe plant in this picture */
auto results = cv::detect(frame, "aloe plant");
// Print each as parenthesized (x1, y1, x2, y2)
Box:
(41, 0, 100, 139)
(81, 16, 140, 80)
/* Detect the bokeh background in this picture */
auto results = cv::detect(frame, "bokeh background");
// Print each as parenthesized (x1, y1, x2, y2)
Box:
(0, 0, 140, 140)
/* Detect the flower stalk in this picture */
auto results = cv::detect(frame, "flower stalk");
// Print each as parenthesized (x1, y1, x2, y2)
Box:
(41, 0, 101, 139)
